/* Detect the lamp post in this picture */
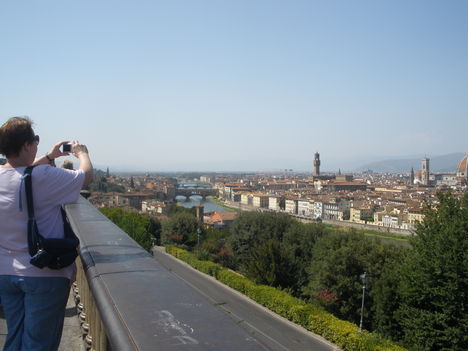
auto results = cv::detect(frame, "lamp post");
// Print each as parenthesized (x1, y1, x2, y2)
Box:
(358, 272, 367, 334)
(196, 228, 201, 255)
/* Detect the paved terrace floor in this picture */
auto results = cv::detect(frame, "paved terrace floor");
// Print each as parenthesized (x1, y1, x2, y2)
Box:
(0, 289, 84, 351)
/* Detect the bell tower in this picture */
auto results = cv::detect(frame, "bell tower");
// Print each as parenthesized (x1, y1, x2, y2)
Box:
(421, 157, 430, 185)
(313, 152, 321, 176)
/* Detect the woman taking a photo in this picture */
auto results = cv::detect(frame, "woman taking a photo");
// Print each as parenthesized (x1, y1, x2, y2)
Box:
(0, 117, 93, 351)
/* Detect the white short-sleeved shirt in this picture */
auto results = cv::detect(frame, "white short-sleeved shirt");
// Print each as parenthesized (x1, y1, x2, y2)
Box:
(0, 165, 85, 279)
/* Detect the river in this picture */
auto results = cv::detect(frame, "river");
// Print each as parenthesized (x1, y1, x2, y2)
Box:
(175, 195, 231, 213)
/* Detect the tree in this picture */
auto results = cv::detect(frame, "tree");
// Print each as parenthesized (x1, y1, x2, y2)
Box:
(229, 212, 334, 292)
(397, 192, 468, 351)
(303, 229, 406, 330)
(282, 222, 328, 295)
(371, 249, 407, 341)
(230, 212, 294, 281)
(147, 216, 162, 245)
(229, 211, 295, 265)
(161, 212, 201, 247)
(242, 238, 297, 289)
(198, 228, 235, 267)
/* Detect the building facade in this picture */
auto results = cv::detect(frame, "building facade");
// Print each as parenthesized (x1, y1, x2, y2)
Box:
(285, 198, 298, 215)
(252, 194, 269, 208)
(297, 199, 312, 217)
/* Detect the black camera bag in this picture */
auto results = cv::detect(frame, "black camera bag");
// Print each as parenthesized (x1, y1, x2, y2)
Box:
(23, 166, 80, 269)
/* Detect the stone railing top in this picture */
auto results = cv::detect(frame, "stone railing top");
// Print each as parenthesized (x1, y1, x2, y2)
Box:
(65, 197, 264, 351)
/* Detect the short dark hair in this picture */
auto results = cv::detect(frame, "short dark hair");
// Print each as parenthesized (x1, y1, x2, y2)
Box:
(0, 117, 35, 158)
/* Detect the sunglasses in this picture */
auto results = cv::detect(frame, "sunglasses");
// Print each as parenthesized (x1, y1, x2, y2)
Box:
(32, 135, 40, 144)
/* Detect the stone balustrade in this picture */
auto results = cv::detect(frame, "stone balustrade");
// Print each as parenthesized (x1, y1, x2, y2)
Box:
(66, 197, 265, 351)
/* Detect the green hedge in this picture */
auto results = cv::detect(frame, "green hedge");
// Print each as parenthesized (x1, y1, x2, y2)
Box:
(165, 245, 405, 351)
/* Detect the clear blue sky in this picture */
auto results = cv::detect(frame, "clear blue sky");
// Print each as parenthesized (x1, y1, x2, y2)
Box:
(1, 1, 467, 172)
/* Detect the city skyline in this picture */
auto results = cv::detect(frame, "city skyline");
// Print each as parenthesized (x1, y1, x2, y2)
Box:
(1, 1, 467, 172)
(90, 151, 465, 174)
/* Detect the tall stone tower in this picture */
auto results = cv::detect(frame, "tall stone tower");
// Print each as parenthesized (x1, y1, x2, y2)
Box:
(313, 152, 321, 176)
(421, 158, 430, 185)
(409, 167, 414, 185)
(196, 205, 204, 222)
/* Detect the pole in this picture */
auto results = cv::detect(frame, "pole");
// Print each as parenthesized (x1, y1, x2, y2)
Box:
(196, 228, 201, 255)
(358, 272, 367, 334)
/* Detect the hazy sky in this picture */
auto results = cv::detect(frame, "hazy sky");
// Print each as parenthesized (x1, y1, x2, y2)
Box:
(1, 1, 467, 172)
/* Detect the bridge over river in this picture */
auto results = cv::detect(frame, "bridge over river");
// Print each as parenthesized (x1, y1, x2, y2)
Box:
(175, 187, 218, 199)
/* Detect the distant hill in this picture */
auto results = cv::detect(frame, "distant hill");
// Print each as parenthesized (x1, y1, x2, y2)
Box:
(355, 153, 465, 173)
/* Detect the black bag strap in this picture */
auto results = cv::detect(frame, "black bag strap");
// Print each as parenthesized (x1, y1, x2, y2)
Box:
(23, 166, 36, 220)
(23, 166, 42, 255)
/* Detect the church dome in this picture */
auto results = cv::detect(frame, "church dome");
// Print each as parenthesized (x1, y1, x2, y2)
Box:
(456, 154, 468, 178)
